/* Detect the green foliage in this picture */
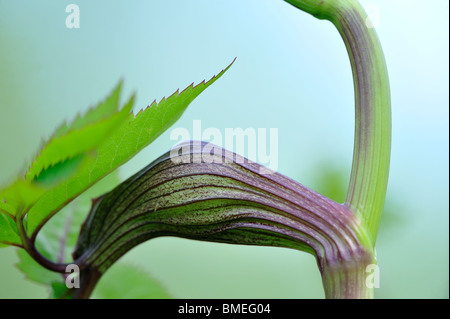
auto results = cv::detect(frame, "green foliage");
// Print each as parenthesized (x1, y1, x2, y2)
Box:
(0, 212, 20, 247)
(16, 248, 62, 286)
(26, 82, 129, 184)
(0, 60, 233, 298)
(34, 170, 121, 263)
(16, 248, 73, 299)
(14, 168, 121, 297)
(0, 60, 234, 248)
(91, 264, 171, 299)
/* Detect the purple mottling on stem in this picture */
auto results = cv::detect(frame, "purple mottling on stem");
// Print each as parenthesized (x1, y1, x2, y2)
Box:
(73, 141, 370, 283)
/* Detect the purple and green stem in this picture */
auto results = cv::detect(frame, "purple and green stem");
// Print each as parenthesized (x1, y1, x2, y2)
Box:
(286, 0, 391, 296)
(72, 141, 376, 298)
(15, 0, 391, 299)
(285, 0, 391, 248)
(72, 0, 391, 299)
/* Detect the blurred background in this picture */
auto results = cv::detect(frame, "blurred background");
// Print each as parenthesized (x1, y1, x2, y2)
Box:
(0, 0, 448, 298)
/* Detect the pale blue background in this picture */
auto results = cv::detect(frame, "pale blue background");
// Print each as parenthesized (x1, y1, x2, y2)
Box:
(0, 0, 448, 298)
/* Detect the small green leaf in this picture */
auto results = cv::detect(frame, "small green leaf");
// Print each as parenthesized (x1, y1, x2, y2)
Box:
(52, 81, 123, 139)
(0, 212, 21, 247)
(33, 154, 85, 187)
(15, 249, 62, 285)
(26, 60, 235, 238)
(92, 263, 171, 299)
(15, 171, 121, 298)
(15, 249, 73, 299)
(26, 89, 132, 182)
(0, 200, 15, 217)
(0, 180, 47, 213)
(35, 170, 121, 262)
(0, 81, 130, 216)
(49, 281, 73, 299)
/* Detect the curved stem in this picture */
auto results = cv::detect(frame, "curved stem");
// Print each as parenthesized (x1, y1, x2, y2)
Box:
(73, 141, 376, 299)
(284, 0, 391, 298)
(285, 0, 391, 247)
(62, 0, 391, 300)
(321, 252, 374, 298)
(16, 208, 76, 274)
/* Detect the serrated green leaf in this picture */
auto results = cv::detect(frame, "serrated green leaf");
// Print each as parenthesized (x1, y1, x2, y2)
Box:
(0, 180, 47, 214)
(52, 81, 123, 139)
(26, 91, 132, 182)
(0, 81, 130, 216)
(26, 60, 234, 238)
(0, 200, 15, 218)
(33, 154, 85, 187)
(91, 263, 171, 299)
